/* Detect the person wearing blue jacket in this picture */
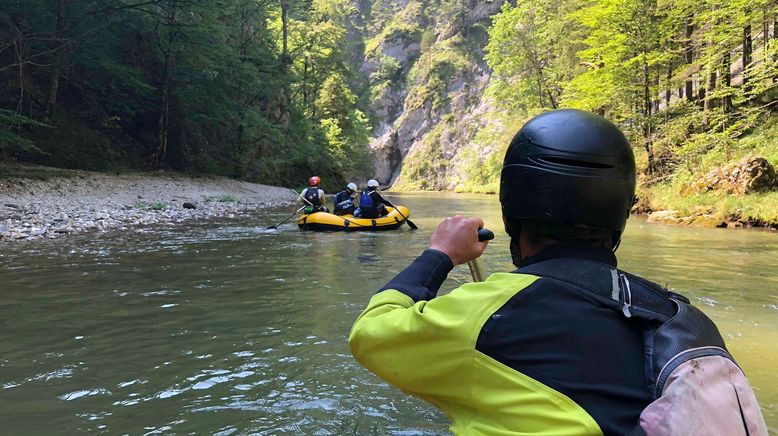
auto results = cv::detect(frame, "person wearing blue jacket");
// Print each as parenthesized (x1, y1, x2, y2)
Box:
(333, 183, 358, 215)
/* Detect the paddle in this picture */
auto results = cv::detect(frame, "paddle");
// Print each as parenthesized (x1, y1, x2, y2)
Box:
(267, 205, 306, 229)
(376, 189, 418, 230)
(467, 228, 494, 282)
(289, 187, 313, 206)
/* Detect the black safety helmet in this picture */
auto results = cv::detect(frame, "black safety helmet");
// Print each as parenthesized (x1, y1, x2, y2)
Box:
(500, 109, 636, 246)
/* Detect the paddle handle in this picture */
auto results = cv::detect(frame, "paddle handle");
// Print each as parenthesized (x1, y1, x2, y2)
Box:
(289, 187, 314, 206)
(467, 228, 494, 282)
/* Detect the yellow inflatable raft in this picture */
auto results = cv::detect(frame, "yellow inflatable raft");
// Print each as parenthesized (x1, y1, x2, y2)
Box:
(297, 206, 410, 231)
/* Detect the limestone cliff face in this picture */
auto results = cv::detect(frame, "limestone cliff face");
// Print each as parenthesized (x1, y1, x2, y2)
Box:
(363, 0, 506, 189)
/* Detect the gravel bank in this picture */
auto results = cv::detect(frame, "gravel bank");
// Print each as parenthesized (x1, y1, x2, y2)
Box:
(0, 170, 296, 241)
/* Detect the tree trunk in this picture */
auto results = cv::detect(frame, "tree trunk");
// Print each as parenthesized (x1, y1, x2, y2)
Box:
(153, 7, 176, 169)
(703, 70, 717, 127)
(302, 56, 309, 113)
(764, 6, 769, 53)
(643, 51, 654, 174)
(722, 51, 733, 112)
(665, 61, 672, 104)
(156, 47, 172, 168)
(14, 30, 26, 118)
(281, 0, 289, 72)
(743, 16, 752, 93)
(45, 0, 67, 119)
(685, 18, 694, 102)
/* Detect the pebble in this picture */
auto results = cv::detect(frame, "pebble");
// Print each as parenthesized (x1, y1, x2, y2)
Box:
(0, 173, 296, 242)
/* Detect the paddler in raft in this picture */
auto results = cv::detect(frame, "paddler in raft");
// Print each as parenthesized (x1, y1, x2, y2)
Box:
(333, 182, 358, 216)
(348, 109, 767, 435)
(299, 176, 328, 213)
(354, 179, 391, 218)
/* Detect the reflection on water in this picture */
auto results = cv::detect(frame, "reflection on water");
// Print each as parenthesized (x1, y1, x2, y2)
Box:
(0, 192, 776, 434)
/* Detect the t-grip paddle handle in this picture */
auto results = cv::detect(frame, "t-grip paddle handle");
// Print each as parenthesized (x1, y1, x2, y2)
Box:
(468, 228, 494, 282)
(477, 228, 494, 242)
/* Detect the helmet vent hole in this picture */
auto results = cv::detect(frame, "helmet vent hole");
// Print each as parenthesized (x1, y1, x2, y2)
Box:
(538, 156, 614, 169)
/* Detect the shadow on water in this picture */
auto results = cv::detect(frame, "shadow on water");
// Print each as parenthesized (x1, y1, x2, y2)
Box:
(0, 192, 776, 434)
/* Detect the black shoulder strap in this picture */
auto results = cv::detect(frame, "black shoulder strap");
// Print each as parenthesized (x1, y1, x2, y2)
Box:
(517, 258, 675, 323)
(519, 258, 732, 399)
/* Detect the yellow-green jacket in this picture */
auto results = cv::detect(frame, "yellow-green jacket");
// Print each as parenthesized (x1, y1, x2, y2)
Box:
(349, 245, 653, 435)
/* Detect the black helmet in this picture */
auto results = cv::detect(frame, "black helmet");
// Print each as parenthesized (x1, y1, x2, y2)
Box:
(500, 109, 636, 241)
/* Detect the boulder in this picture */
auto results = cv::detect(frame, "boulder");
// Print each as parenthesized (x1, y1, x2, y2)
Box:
(647, 210, 682, 224)
(689, 155, 778, 195)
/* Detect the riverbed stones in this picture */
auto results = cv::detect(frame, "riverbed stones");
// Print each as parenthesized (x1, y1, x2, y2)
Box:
(647, 210, 682, 224)
(0, 169, 296, 242)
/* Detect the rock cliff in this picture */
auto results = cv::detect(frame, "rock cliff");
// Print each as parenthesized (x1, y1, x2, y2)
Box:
(363, 0, 506, 189)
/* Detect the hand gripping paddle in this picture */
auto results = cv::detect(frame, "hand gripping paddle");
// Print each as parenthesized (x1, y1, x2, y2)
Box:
(467, 228, 494, 282)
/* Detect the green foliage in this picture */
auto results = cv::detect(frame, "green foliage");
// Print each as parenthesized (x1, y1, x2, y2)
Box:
(392, 123, 449, 190)
(479, 0, 778, 223)
(0, 110, 49, 157)
(0, 0, 373, 187)
(364, 1, 423, 56)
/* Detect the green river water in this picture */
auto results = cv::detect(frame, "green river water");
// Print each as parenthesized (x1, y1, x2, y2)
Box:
(1, 192, 777, 434)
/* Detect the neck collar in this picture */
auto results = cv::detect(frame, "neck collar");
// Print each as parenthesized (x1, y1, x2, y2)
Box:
(519, 241, 617, 268)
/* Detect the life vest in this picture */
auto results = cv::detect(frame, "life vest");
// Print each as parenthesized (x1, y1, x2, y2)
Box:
(334, 191, 355, 214)
(518, 258, 767, 436)
(359, 190, 374, 208)
(303, 187, 321, 206)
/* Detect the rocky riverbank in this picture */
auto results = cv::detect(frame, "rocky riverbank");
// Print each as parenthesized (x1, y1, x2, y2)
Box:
(0, 168, 296, 241)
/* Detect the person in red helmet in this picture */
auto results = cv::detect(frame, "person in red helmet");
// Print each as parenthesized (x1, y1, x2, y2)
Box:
(300, 176, 328, 213)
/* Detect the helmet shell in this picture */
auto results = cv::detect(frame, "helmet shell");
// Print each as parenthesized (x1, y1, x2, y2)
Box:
(367, 179, 379, 188)
(308, 176, 321, 186)
(500, 109, 636, 234)
(346, 183, 357, 192)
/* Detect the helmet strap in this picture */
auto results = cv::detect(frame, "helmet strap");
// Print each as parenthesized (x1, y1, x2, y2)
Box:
(611, 231, 622, 252)
(509, 238, 523, 267)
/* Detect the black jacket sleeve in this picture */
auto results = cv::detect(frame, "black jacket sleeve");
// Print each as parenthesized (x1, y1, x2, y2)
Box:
(377, 249, 454, 302)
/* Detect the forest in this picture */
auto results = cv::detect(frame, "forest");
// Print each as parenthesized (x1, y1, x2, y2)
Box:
(2, 0, 777, 223)
(0, 0, 371, 190)
(477, 0, 778, 225)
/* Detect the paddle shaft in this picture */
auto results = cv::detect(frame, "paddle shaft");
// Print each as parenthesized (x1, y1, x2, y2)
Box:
(376, 189, 417, 230)
(467, 228, 494, 282)
(289, 187, 314, 206)
(268, 205, 306, 229)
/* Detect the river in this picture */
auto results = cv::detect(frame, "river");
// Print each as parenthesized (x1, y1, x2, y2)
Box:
(1, 192, 776, 434)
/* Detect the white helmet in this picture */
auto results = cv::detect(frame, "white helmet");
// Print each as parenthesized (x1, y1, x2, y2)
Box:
(367, 179, 379, 188)
(346, 182, 357, 191)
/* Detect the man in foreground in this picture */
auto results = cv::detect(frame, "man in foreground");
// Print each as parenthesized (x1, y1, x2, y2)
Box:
(349, 109, 766, 435)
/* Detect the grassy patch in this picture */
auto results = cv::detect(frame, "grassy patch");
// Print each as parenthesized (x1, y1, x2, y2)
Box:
(0, 163, 79, 181)
(645, 182, 778, 225)
(133, 201, 168, 211)
(639, 113, 778, 225)
(202, 195, 237, 203)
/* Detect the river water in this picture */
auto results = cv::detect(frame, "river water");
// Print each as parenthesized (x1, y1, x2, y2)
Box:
(1, 192, 776, 434)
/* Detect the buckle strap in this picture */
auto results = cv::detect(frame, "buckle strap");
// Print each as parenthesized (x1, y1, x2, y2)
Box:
(518, 258, 673, 322)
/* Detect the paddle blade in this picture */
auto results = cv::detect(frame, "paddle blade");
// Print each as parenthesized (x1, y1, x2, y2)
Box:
(406, 219, 418, 230)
